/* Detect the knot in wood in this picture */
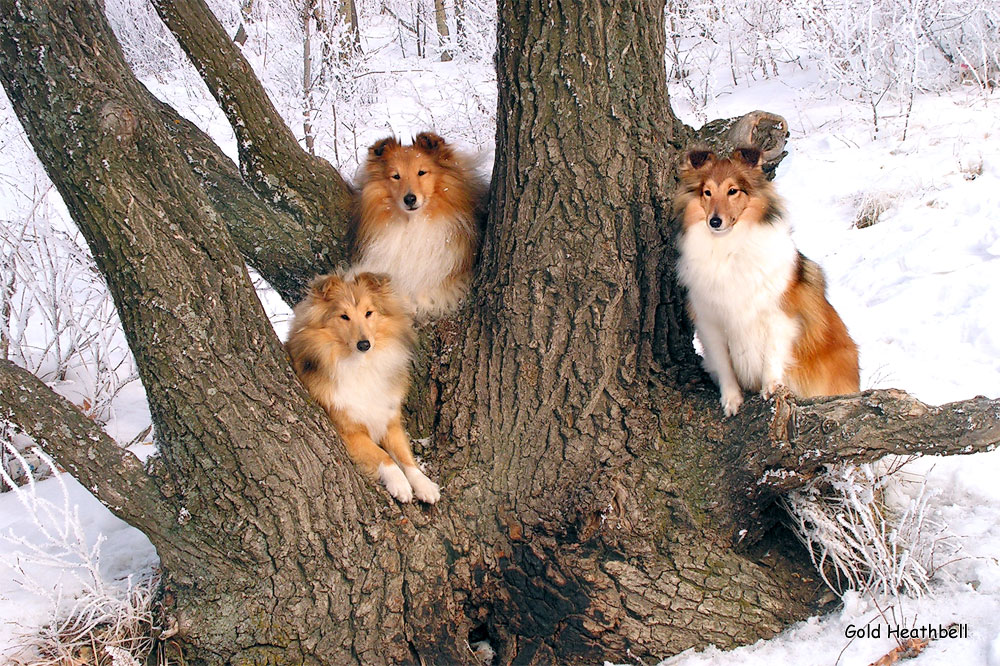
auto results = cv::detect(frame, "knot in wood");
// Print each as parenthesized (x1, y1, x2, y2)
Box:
(98, 100, 138, 148)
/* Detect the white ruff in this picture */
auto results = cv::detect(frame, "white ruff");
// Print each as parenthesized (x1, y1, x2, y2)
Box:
(323, 342, 410, 443)
(678, 218, 800, 395)
(356, 211, 466, 313)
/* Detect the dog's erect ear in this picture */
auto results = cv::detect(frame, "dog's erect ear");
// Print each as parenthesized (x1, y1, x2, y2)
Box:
(370, 137, 399, 158)
(310, 273, 345, 302)
(354, 272, 404, 314)
(687, 149, 715, 170)
(733, 146, 762, 168)
(414, 131, 446, 153)
(354, 271, 392, 295)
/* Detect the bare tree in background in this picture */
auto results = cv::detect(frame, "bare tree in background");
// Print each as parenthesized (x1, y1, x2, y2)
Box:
(434, 0, 452, 61)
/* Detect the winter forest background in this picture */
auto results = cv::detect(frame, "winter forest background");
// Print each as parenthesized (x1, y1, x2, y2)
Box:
(2, 0, 1000, 664)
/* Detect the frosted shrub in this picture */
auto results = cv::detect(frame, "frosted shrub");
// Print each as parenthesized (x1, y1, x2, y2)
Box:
(782, 462, 958, 600)
(103, 0, 189, 78)
(321, 1, 497, 171)
(0, 444, 160, 664)
(664, 0, 800, 119)
(793, 0, 924, 138)
(921, 2, 1000, 90)
(849, 189, 900, 229)
(793, 0, 999, 137)
(660, 0, 997, 131)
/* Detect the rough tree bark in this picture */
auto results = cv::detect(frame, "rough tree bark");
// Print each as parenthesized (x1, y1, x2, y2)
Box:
(1, 1, 999, 665)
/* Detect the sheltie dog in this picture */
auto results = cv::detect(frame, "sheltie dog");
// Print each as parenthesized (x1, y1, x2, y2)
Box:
(352, 132, 486, 318)
(286, 271, 440, 503)
(675, 146, 859, 416)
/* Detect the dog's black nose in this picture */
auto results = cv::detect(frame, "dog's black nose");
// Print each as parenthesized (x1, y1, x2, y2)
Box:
(403, 193, 417, 208)
(709, 216, 723, 229)
(356, 339, 371, 352)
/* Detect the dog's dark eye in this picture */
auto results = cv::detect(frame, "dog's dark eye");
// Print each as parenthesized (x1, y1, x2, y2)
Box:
(703, 189, 711, 197)
(417, 170, 426, 176)
(392, 173, 401, 180)
(365, 311, 373, 318)
(728, 188, 739, 196)
(340, 314, 350, 321)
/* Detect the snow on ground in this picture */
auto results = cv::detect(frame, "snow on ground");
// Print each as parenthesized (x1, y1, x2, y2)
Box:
(3, 16, 1000, 665)
(0, 471, 159, 659)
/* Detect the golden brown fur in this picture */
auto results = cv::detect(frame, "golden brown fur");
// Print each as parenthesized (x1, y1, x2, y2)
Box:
(351, 132, 486, 318)
(675, 146, 859, 413)
(674, 146, 783, 233)
(782, 254, 861, 397)
(286, 271, 439, 503)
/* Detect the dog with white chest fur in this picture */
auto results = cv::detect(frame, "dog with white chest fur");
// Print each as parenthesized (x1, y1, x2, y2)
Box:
(286, 271, 440, 503)
(675, 146, 860, 416)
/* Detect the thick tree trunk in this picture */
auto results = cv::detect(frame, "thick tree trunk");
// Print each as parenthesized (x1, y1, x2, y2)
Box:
(0, 2, 422, 663)
(418, 5, 818, 661)
(3, 0, 1000, 665)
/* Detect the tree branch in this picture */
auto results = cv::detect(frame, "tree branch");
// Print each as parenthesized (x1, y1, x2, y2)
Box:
(150, 0, 354, 239)
(0, 360, 173, 538)
(730, 388, 1000, 543)
(766, 388, 1000, 485)
(152, 97, 343, 304)
(0, 0, 389, 584)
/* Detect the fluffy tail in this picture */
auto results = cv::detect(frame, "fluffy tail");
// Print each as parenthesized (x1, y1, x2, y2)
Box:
(784, 253, 861, 397)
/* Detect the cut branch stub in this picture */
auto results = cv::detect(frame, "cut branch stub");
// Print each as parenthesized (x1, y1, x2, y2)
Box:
(692, 110, 790, 179)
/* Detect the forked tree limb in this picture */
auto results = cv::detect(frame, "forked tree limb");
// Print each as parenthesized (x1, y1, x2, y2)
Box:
(152, 97, 343, 304)
(150, 0, 354, 236)
(0, 360, 174, 538)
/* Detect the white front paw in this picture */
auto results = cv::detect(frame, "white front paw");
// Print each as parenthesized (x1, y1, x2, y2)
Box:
(721, 388, 744, 416)
(404, 466, 440, 504)
(379, 463, 413, 503)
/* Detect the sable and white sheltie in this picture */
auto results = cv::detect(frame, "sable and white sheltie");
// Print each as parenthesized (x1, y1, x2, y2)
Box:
(286, 271, 440, 503)
(675, 146, 860, 416)
(352, 132, 486, 318)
